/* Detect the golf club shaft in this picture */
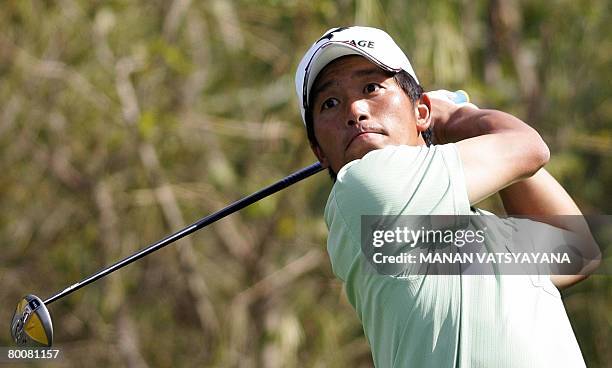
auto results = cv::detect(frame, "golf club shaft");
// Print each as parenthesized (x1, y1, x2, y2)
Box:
(44, 162, 324, 305)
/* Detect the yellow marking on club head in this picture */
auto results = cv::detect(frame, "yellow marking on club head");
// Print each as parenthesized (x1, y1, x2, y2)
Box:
(25, 312, 49, 345)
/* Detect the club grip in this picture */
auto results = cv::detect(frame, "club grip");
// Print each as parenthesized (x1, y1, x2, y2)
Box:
(451, 90, 470, 104)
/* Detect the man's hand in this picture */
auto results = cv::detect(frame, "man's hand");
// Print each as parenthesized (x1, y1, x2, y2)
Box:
(426, 90, 478, 145)
(428, 93, 459, 145)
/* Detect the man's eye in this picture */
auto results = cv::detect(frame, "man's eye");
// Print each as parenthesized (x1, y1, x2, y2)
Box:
(321, 98, 339, 111)
(364, 83, 381, 94)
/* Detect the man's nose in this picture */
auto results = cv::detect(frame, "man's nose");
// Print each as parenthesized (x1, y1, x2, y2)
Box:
(346, 98, 370, 126)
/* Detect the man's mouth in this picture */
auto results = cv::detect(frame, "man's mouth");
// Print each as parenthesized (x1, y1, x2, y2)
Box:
(346, 131, 382, 150)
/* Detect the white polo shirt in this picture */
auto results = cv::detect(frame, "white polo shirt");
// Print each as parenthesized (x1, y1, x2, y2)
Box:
(324, 144, 585, 368)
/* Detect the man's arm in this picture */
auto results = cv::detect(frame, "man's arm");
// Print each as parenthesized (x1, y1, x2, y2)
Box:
(499, 169, 601, 289)
(428, 93, 600, 288)
(427, 95, 550, 205)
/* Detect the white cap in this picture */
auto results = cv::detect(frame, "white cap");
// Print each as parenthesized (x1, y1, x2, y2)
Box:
(295, 26, 419, 125)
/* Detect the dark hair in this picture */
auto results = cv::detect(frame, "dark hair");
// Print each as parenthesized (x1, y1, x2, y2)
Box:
(305, 69, 425, 181)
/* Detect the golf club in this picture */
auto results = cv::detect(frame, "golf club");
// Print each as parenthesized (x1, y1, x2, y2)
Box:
(10, 162, 324, 347)
(10, 90, 470, 347)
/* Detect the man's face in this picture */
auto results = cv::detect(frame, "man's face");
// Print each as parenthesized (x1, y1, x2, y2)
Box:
(309, 55, 430, 174)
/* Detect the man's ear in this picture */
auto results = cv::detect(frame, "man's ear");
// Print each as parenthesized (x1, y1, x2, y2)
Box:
(310, 143, 330, 168)
(415, 94, 432, 133)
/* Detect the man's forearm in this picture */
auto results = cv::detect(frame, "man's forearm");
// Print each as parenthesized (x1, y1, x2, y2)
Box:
(432, 102, 549, 204)
(433, 105, 540, 145)
(499, 169, 600, 289)
(500, 169, 581, 216)
(430, 102, 549, 184)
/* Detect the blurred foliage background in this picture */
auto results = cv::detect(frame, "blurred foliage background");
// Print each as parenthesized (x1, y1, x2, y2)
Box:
(0, 0, 610, 367)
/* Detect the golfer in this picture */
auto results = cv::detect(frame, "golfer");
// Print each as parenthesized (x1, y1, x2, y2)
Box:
(295, 26, 594, 367)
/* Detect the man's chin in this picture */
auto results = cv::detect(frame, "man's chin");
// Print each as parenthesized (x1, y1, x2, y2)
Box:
(345, 142, 386, 163)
